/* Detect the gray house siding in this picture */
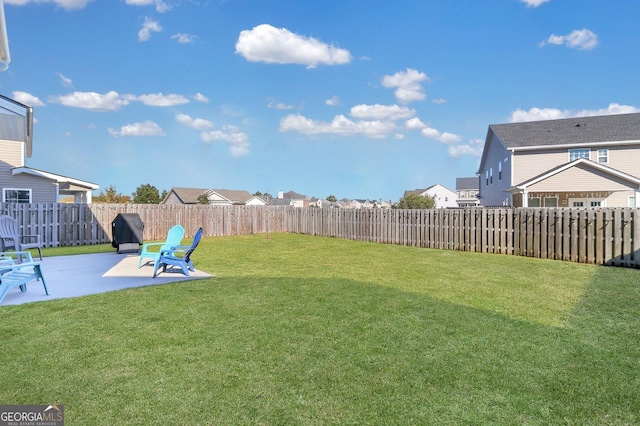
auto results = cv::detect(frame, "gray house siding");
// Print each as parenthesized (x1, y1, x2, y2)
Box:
(1, 139, 58, 202)
(479, 132, 512, 206)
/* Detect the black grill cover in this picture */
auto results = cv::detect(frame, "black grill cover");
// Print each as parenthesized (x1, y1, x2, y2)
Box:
(111, 213, 144, 248)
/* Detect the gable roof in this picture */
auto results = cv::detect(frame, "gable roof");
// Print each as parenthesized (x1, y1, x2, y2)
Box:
(489, 112, 640, 150)
(282, 190, 307, 200)
(208, 189, 253, 204)
(164, 187, 209, 204)
(404, 184, 455, 198)
(456, 177, 478, 190)
(508, 158, 640, 192)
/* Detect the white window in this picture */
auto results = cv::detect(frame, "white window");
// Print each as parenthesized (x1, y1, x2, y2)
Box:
(544, 198, 557, 207)
(629, 196, 636, 208)
(498, 162, 502, 180)
(3, 188, 31, 203)
(570, 198, 604, 207)
(569, 148, 590, 161)
(485, 171, 489, 186)
(597, 149, 609, 163)
(469, 191, 476, 198)
(490, 168, 493, 184)
(528, 197, 541, 207)
(459, 191, 466, 199)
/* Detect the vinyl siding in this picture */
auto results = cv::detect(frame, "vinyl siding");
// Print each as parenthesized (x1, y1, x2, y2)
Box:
(606, 190, 637, 207)
(0, 139, 24, 168)
(163, 192, 185, 204)
(513, 144, 640, 184)
(527, 163, 637, 192)
(478, 133, 512, 206)
(602, 145, 640, 176)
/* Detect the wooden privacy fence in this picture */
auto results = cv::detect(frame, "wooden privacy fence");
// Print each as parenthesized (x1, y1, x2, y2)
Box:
(0, 203, 289, 247)
(286, 207, 639, 268)
(0, 203, 637, 268)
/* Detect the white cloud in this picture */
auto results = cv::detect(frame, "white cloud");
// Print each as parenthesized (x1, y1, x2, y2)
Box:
(51, 91, 129, 111)
(138, 17, 162, 42)
(279, 113, 396, 139)
(432, 98, 446, 105)
(201, 125, 250, 157)
(192, 93, 209, 103)
(12, 91, 45, 107)
(349, 104, 415, 121)
(421, 126, 461, 144)
(235, 24, 352, 68)
(510, 103, 640, 122)
(520, 0, 550, 7)
(135, 93, 190, 106)
(175, 113, 215, 131)
(108, 120, 165, 137)
(325, 96, 341, 106)
(57, 73, 73, 88)
(125, 0, 170, 12)
(267, 99, 294, 110)
(448, 138, 484, 158)
(382, 68, 430, 104)
(5, 0, 93, 9)
(171, 33, 197, 44)
(405, 117, 426, 130)
(540, 29, 598, 50)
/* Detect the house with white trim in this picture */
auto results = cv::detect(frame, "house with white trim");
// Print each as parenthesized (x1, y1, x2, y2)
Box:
(456, 177, 480, 207)
(477, 113, 640, 208)
(405, 184, 457, 208)
(0, 95, 98, 203)
(162, 187, 259, 205)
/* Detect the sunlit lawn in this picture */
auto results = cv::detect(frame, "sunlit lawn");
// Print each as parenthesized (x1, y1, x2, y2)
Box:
(1, 233, 639, 425)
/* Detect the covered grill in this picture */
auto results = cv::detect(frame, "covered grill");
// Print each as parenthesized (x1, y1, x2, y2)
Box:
(111, 213, 144, 253)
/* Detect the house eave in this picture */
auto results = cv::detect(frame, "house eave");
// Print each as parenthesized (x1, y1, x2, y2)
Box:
(508, 139, 640, 152)
(12, 167, 99, 190)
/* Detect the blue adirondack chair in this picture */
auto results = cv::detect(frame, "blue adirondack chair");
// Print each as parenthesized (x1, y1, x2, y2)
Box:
(138, 225, 185, 269)
(153, 227, 203, 278)
(0, 251, 48, 304)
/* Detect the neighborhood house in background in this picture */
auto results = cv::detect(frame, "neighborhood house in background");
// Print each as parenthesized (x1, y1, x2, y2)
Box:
(404, 184, 457, 209)
(477, 112, 640, 208)
(456, 177, 480, 207)
(0, 94, 97, 204)
(162, 187, 263, 206)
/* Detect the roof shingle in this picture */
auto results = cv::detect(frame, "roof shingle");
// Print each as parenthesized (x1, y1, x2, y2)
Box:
(490, 112, 640, 148)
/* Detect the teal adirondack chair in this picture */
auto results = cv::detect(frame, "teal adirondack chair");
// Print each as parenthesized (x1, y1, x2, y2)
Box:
(153, 227, 202, 278)
(0, 251, 48, 304)
(138, 225, 185, 269)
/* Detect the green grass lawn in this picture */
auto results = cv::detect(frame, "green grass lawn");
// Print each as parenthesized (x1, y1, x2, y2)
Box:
(2, 233, 639, 425)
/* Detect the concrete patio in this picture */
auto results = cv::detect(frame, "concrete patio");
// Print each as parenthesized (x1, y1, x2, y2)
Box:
(0, 252, 213, 306)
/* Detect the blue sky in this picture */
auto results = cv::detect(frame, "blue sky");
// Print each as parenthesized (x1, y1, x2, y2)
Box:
(1, 0, 639, 202)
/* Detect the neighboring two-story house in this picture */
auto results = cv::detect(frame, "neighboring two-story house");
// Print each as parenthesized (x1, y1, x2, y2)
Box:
(0, 95, 98, 203)
(477, 113, 640, 208)
(404, 184, 458, 208)
(456, 177, 480, 207)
